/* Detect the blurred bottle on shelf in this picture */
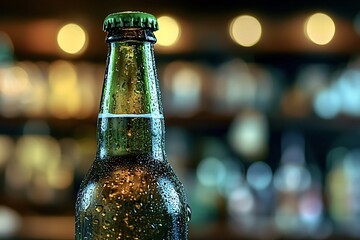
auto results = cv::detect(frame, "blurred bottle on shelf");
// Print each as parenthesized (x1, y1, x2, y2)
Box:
(165, 127, 191, 182)
(227, 161, 275, 238)
(212, 59, 279, 114)
(0, 63, 30, 117)
(4, 120, 75, 212)
(282, 64, 329, 118)
(310, 60, 360, 119)
(213, 59, 256, 113)
(48, 60, 77, 119)
(192, 137, 242, 227)
(228, 109, 269, 161)
(18, 61, 48, 118)
(245, 161, 275, 234)
(227, 179, 257, 235)
(326, 146, 360, 237)
(273, 132, 325, 238)
(161, 61, 208, 117)
(0, 135, 15, 194)
(0, 59, 102, 120)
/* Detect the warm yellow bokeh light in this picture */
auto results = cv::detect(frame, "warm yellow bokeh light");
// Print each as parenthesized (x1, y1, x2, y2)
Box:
(305, 13, 335, 45)
(155, 16, 181, 47)
(230, 15, 262, 47)
(48, 60, 81, 118)
(57, 23, 88, 54)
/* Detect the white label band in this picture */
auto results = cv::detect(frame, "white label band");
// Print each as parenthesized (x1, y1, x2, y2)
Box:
(98, 113, 164, 119)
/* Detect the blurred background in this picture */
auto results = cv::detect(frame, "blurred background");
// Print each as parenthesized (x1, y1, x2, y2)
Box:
(1, 0, 360, 239)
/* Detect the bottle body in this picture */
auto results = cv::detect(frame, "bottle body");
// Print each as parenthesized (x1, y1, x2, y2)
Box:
(75, 13, 189, 239)
(76, 152, 188, 240)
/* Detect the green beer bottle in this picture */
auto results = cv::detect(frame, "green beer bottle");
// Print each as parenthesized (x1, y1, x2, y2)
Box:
(75, 11, 190, 239)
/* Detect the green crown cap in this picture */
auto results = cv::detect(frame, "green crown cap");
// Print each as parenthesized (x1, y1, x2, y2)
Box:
(103, 11, 159, 31)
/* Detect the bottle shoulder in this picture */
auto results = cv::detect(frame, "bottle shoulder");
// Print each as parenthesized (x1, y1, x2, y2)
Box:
(76, 155, 187, 216)
(79, 155, 182, 191)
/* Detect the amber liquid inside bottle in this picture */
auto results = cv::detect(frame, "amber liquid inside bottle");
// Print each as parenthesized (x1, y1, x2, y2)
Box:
(75, 27, 189, 239)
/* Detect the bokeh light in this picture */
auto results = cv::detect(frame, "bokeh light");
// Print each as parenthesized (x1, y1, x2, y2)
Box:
(162, 61, 203, 116)
(57, 23, 88, 55)
(305, 13, 335, 45)
(229, 15, 262, 47)
(0, 206, 21, 238)
(156, 16, 181, 47)
(246, 161, 273, 190)
(228, 110, 268, 160)
(196, 157, 226, 187)
(48, 60, 81, 118)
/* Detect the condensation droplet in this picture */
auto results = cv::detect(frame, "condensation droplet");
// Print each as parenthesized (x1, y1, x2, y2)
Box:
(186, 204, 192, 222)
(95, 205, 103, 212)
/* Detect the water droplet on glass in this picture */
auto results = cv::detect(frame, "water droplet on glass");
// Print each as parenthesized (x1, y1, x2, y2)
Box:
(95, 205, 103, 212)
(186, 204, 192, 222)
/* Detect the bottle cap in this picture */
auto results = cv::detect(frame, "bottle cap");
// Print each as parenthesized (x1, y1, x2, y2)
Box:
(103, 11, 159, 32)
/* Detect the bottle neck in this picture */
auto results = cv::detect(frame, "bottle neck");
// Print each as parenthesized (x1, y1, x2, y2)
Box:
(97, 29, 165, 160)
